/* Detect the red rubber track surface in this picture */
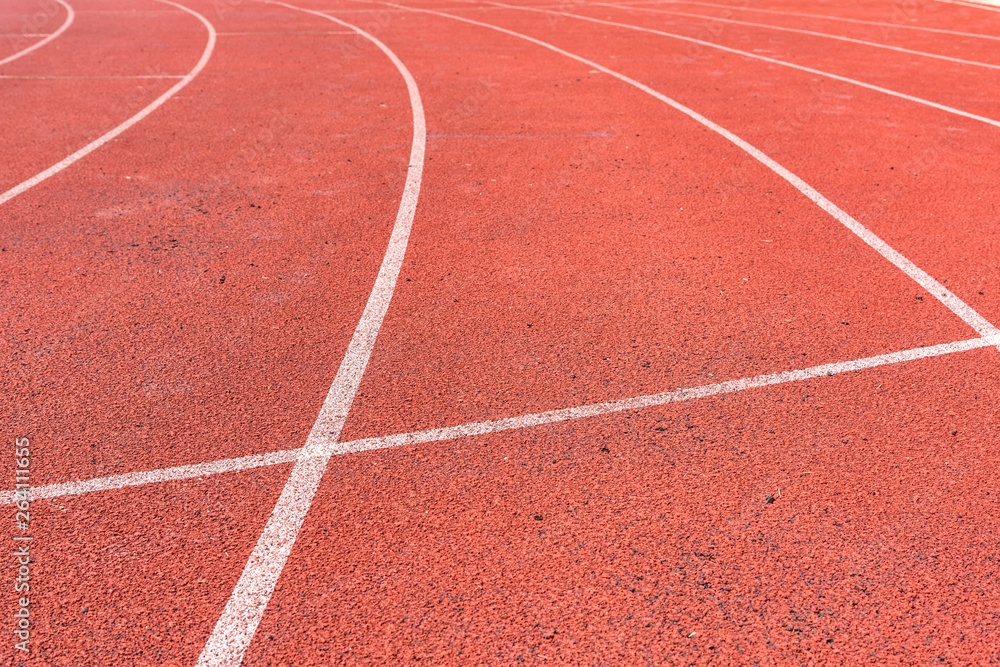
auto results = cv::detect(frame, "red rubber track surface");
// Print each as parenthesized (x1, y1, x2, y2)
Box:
(2, 0, 999, 664)
(560, 3, 1000, 119)
(2, 0, 412, 482)
(17, 465, 291, 665)
(254, 351, 1000, 664)
(0, 0, 69, 61)
(660, 0, 1000, 22)
(335, 3, 988, 440)
(629, 0, 1000, 63)
(0, 0, 203, 189)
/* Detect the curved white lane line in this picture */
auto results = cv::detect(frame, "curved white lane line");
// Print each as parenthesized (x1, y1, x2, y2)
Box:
(635, 0, 1000, 42)
(387, 2, 1000, 342)
(5, 335, 998, 505)
(596, 2, 1000, 71)
(0, 0, 216, 206)
(485, 2, 1000, 130)
(0, 0, 74, 67)
(196, 3, 426, 664)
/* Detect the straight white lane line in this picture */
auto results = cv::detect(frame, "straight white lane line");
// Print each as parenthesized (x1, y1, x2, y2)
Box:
(387, 2, 1000, 341)
(484, 1, 1000, 130)
(592, 2, 1000, 70)
(0, 0, 74, 67)
(0, 0, 215, 206)
(196, 3, 426, 665)
(629, 0, 1000, 42)
(6, 336, 998, 505)
(0, 449, 301, 505)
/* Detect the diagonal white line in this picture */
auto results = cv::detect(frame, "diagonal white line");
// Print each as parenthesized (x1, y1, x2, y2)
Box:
(590, 2, 1000, 71)
(0, 0, 74, 67)
(196, 3, 426, 664)
(0, 0, 216, 206)
(482, 1, 1000, 130)
(5, 336, 997, 506)
(0, 449, 302, 505)
(324, 336, 1000, 454)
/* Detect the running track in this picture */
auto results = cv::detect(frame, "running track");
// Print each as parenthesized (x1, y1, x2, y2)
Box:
(2, 0, 1000, 663)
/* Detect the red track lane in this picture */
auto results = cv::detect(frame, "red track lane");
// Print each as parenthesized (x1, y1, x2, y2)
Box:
(1, 466, 291, 665)
(3, 0, 205, 76)
(249, 348, 1000, 664)
(0, 0, 40, 33)
(0, 0, 205, 189)
(0, 0, 414, 487)
(192, 1, 999, 663)
(0, 0, 200, 77)
(525, 2, 1000, 130)
(632, 0, 1000, 63)
(408, 2, 1000, 325)
(605, 1, 1000, 63)
(4, 0, 1000, 664)
(322, 4, 986, 443)
(664, 0, 1000, 32)
(241, 0, 998, 663)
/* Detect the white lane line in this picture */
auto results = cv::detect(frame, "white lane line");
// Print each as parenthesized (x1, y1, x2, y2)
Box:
(329, 336, 1000, 454)
(625, 0, 1000, 42)
(0, 0, 215, 206)
(5, 336, 998, 505)
(593, 2, 1000, 70)
(386, 2, 1000, 341)
(0, 449, 301, 505)
(484, 1, 1000, 130)
(0, 0, 74, 67)
(196, 3, 426, 665)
